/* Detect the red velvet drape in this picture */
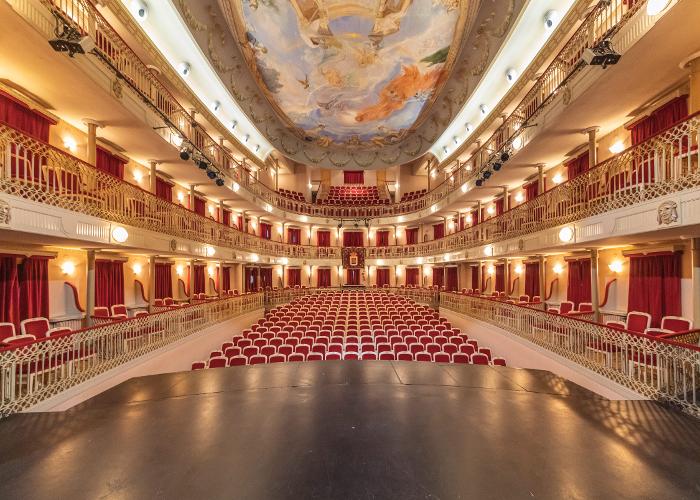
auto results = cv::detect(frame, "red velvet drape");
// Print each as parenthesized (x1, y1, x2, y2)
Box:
(433, 223, 445, 240)
(446, 267, 458, 292)
(260, 222, 272, 240)
(630, 96, 688, 146)
(376, 230, 390, 247)
(567, 259, 591, 307)
(495, 264, 505, 292)
(222, 267, 231, 292)
(524, 182, 539, 202)
(432, 267, 444, 288)
(96, 147, 125, 179)
(495, 198, 505, 216)
(259, 268, 273, 289)
(0, 256, 20, 328)
(245, 267, 257, 292)
(0, 91, 53, 140)
(155, 263, 172, 299)
(222, 209, 231, 226)
(343, 170, 364, 184)
(287, 268, 302, 287)
(471, 266, 479, 291)
(287, 228, 301, 245)
(95, 260, 124, 308)
(192, 266, 206, 294)
(565, 151, 590, 181)
(346, 268, 360, 285)
(524, 262, 540, 300)
(317, 268, 331, 287)
(376, 268, 390, 287)
(343, 231, 364, 247)
(18, 257, 49, 321)
(406, 228, 418, 244)
(317, 230, 331, 247)
(406, 268, 419, 286)
(628, 252, 681, 327)
(193, 197, 206, 216)
(155, 177, 173, 202)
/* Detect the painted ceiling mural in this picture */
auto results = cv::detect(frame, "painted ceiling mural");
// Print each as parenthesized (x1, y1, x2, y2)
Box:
(178, 0, 527, 168)
(233, 0, 468, 147)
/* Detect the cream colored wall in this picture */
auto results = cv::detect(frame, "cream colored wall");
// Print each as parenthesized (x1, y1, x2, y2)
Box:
(49, 249, 87, 318)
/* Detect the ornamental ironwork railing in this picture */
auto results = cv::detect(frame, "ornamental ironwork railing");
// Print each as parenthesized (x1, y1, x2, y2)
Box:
(368, 113, 700, 259)
(29, 0, 647, 220)
(0, 293, 264, 417)
(264, 287, 440, 309)
(440, 292, 700, 419)
(0, 122, 340, 260)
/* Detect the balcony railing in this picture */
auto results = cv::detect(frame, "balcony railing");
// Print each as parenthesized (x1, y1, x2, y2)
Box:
(34, 0, 646, 221)
(0, 122, 340, 259)
(368, 113, 700, 259)
(0, 293, 263, 417)
(439, 292, 700, 419)
(264, 287, 440, 309)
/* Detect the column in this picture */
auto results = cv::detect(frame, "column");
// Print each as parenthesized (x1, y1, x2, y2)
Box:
(189, 185, 196, 211)
(83, 119, 100, 166)
(149, 161, 158, 195)
(590, 249, 600, 321)
(502, 187, 509, 212)
(218, 261, 224, 297)
(584, 126, 599, 169)
(681, 52, 700, 113)
(692, 238, 700, 324)
(427, 158, 432, 191)
(86, 250, 96, 326)
(478, 260, 484, 293)
(242, 264, 247, 292)
(188, 259, 195, 300)
(537, 164, 545, 194)
(503, 258, 510, 297)
(219, 200, 225, 224)
(255, 267, 260, 291)
(148, 255, 156, 313)
(538, 255, 546, 302)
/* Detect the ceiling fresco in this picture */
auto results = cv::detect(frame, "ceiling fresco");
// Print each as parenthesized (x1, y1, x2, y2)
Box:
(232, 0, 468, 147)
(175, 0, 525, 168)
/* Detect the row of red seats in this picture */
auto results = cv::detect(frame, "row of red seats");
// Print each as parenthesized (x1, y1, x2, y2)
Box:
(278, 188, 305, 201)
(400, 189, 427, 202)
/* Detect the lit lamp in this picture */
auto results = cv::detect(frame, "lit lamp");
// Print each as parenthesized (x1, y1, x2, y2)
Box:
(609, 140, 625, 154)
(514, 192, 524, 203)
(553, 263, 564, 274)
(487, 265, 495, 275)
(514, 264, 523, 274)
(132, 263, 142, 275)
(552, 173, 564, 185)
(176, 265, 184, 277)
(61, 261, 76, 276)
(486, 205, 495, 215)
(424, 266, 431, 277)
(396, 267, 403, 277)
(608, 260, 623, 273)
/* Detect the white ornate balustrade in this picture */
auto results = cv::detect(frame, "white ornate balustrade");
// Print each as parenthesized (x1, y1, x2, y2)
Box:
(263, 287, 440, 309)
(440, 292, 700, 419)
(0, 293, 263, 417)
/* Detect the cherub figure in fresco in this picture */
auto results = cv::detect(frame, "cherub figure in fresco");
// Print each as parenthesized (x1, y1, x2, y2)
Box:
(355, 65, 443, 123)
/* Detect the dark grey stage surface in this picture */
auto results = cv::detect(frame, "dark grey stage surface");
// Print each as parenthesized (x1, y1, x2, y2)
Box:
(0, 362, 699, 499)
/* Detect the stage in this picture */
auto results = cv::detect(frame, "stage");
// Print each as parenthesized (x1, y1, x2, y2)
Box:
(0, 362, 698, 498)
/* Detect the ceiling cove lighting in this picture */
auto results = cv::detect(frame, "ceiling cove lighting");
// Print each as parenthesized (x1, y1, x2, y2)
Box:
(431, 0, 576, 161)
(120, 0, 272, 161)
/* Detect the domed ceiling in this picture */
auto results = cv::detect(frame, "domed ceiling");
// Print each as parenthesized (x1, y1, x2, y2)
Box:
(175, 0, 523, 168)
(230, 0, 469, 147)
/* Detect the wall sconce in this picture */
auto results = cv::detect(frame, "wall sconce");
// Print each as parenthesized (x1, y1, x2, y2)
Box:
(396, 228, 403, 238)
(486, 205, 495, 216)
(205, 246, 216, 257)
(177, 192, 185, 203)
(609, 140, 625, 154)
(431, 204, 438, 213)
(514, 264, 523, 274)
(448, 220, 455, 231)
(487, 265, 495, 275)
(377, 259, 384, 266)
(552, 173, 564, 185)
(424, 267, 431, 276)
(133, 170, 143, 183)
(443, 253, 450, 262)
(265, 204, 272, 213)
(300, 215, 308, 222)
(61, 261, 76, 276)
(176, 265, 184, 277)
(276, 268, 283, 277)
(307, 230, 312, 239)
(250, 254, 259, 262)
(132, 263, 142, 275)
(396, 267, 403, 277)
(514, 192, 524, 203)
(251, 221, 258, 230)
(417, 257, 424, 265)
(207, 266, 215, 277)
(63, 136, 77, 152)
(277, 226, 283, 235)
(368, 231, 374, 240)
(608, 260, 623, 273)
(553, 263, 564, 274)
(466, 214, 473, 224)
(338, 266, 343, 277)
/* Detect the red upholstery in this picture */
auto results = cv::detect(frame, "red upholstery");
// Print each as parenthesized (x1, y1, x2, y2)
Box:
(20, 317, 49, 338)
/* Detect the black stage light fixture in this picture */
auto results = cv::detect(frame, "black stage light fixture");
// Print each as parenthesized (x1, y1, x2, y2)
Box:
(179, 147, 191, 161)
(492, 162, 502, 171)
(500, 151, 510, 162)
(582, 39, 621, 69)
(215, 177, 225, 187)
(475, 178, 484, 187)
(197, 159, 209, 170)
(482, 170, 492, 180)
(206, 169, 217, 179)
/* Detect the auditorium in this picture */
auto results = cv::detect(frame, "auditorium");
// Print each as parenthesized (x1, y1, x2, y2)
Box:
(0, 0, 699, 497)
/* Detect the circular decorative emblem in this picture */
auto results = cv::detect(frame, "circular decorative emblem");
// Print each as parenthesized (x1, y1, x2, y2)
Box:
(170, 239, 177, 252)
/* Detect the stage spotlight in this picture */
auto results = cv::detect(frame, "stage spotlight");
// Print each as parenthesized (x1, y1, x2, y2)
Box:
(492, 162, 502, 171)
(49, 18, 95, 58)
(582, 39, 620, 69)
(483, 171, 492, 180)
(179, 147, 191, 161)
(500, 151, 510, 162)
(197, 159, 208, 170)
(206, 169, 217, 179)
(475, 178, 484, 187)
(215, 177, 225, 187)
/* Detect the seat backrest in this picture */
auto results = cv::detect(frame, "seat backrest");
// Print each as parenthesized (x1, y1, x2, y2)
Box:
(578, 302, 593, 313)
(94, 307, 110, 318)
(111, 304, 128, 316)
(0, 323, 16, 341)
(46, 327, 72, 337)
(626, 311, 651, 333)
(661, 316, 693, 332)
(20, 317, 50, 338)
(559, 301, 574, 314)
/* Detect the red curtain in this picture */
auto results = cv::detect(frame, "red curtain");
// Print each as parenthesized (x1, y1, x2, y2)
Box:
(155, 263, 172, 299)
(317, 268, 331, 288)
(95, 260, 124, 308)
(343, 170, 364, 184)
(347, 268, 361, 285)
(237, 215, 244, 231)
(222, 209, 231, 226)
(471, 266, 479, 291)
(376, 268, 390, 287)
(630, 96, 688, 146)
(565, 151, 590, 181)
(470, 209, 478, 226)
(193, 197, 206, 216)
(495, 198, 505, 216)
(432, 267, 444, 288)
(193, 266, 206, 294)
(567, 259, 591, 308)
(287, 228, 301, 245)
(446, 267, 458, 292)
(18, 257, 49, 321)
(0, 256, 20, 329)
(0, 91, 53, 140)
(406, 268, 419, 286)
(343, 231, 364, 247)
(376, 230, 390, 247)
(245, 267, 258, 292)
(495, 264, 505, 292)
(433, 223, 445, 240)
(260, 222, 272, 240)
(155, 177, 173, 202)
(96, 147, 125, 179)
(628, 252, 681, 327)
(406, 228, 418, 245)
(259, 268, 273, 289)
(287, 268, 302, 287)
(524, 182, 539, 201)
(222, 267, 231, 292)
(317, 230, 331, 247)
(524, 262, 540, 300)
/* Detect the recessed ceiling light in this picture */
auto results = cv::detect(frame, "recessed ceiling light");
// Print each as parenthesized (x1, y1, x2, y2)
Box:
(211, 100, 221, 112)
(465, 122, 473, 132)
(479, 104, 488, 115)
(505, 68, 518, 83)
(230, 120, 238, 130)
(442, 146, 449, 154)
(453, 136, 459, 145)
(544, 10, 559, 31)
(130, 1, 148, 21)
(178, 62, 191, 77)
